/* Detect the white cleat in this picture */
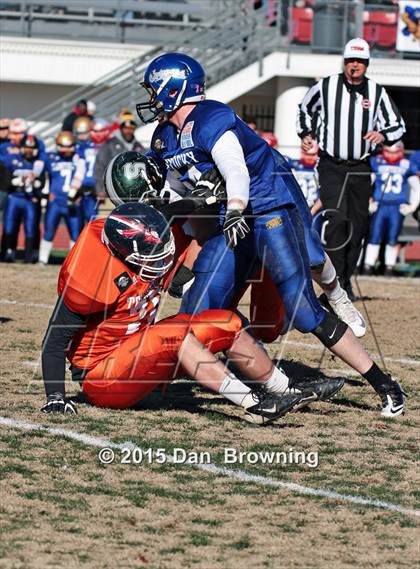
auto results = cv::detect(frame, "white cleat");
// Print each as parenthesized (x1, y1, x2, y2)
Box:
(320, 291, 367, 338)
(378, 377, 406, 418)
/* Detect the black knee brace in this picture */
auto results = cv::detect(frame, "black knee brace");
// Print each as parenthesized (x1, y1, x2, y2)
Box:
(311, 310, 348, 348)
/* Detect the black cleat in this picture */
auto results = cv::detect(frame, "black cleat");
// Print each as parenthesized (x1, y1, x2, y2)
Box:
(287, 376, 345, 404)
(243, 391, 303, 425)
(376, 377, 406, 417)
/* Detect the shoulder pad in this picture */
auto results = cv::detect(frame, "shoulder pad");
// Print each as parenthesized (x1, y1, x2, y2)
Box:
(58, 220, 133, 314)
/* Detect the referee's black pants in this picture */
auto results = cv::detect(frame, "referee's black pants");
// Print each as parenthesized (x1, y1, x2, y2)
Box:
(317, 155, 372, 285)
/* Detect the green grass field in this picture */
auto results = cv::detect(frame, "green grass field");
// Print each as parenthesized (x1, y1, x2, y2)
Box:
(0, 263, 419, 569)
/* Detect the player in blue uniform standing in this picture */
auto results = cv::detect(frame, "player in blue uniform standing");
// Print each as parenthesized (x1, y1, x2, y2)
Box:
(135, 52, 406, 417)
(38, 131, 85, 265)
(74, 117, 101, 223)
(364, 142, 420, 275)
(1, 135, 45, 262)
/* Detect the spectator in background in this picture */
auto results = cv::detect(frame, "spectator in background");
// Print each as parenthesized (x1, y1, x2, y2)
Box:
(297, 38, 405, 300)
(260, 130, 278, 148)
(94, 111, 144, 197)
(87, 100, 96, 119)
(62, 99, 94, 133)
(247, 120, 278, 148)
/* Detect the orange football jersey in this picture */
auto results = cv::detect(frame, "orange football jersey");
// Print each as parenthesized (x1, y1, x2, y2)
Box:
(58, 219, 163, 370)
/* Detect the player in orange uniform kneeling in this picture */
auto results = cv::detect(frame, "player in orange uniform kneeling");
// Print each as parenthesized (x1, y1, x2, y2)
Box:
(40, 202, 320, 424)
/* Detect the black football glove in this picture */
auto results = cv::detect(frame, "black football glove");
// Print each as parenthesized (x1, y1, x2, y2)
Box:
(168, 264, 195, 298)
(191, 167, 226, 204)
(223, 210, 250, 248)
(41, 393, 77, 415)
(146, 155, 165, 192)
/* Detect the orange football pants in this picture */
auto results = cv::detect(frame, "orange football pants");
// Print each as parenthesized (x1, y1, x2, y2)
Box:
(81, 309, 241, 409)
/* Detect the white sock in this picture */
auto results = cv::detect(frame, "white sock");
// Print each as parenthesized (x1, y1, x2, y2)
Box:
(219, 375, 252, 408)
(39, 239, 52, 264)
(263, 365, 290, 395)
(312, 254, 336, 287)
(365, 244, 380, 267)
(325, 281, 344, 302)
(385, 244, 398, 268)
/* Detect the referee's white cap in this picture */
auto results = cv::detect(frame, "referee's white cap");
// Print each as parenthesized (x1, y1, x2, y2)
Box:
(343, 38, 370, 60)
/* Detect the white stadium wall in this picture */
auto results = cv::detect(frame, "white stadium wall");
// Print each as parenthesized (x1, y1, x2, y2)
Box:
(2, 37, 418, 151)
(0, 82, 80, 118)
(0, 36, 152, 117)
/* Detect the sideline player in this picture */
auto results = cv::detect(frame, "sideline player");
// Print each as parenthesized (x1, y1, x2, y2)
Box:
(135, 52, 406, 417)
(74, 117, 103, 223)
(364, 142, 420, 275)
(38, 132, 85, 264)
(1, 135, 45, 262)
(41, 202, 341, 423)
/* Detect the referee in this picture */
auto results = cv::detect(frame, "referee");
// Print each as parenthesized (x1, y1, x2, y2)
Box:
(297, 38, 406, 299)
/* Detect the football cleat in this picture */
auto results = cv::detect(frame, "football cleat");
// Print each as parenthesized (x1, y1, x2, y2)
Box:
(4, 249, 16, 263)
(377, 377, 406, 418)
(243, 391, 303, 425)
(287, 375, 345, 404)
(319, 291, 366, 338)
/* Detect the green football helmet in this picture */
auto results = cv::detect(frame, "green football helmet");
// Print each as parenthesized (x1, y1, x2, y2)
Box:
(104, 151, 166, 206)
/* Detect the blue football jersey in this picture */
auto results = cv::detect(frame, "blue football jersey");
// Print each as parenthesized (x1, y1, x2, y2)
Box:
(370, 156, 416, 205)
(148, 100, 296, 214)
(288, 158, 319, 208)
(45, 153, 84, 206)
(76, 141, 98, 188)
(2, 154, 41, 197)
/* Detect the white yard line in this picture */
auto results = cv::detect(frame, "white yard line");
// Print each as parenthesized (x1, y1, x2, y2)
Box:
(0, 299, 55, 309)
(0, 415, 418, 519)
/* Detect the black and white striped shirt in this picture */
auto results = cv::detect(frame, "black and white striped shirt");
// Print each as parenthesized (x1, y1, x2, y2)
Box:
(297, 73, 406, 161)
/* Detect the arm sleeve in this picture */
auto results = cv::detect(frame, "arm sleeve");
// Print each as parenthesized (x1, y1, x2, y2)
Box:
(376, 89, 406, 144)
(41, 296, 86, 397)
(72, 157, 86, 188)
(297, 81, 322, 138)
(210, 130, 250, 209)
(407, 176, 420, 211)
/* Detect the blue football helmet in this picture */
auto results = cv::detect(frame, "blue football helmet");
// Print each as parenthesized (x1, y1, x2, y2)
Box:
(136, 52, 206, 123)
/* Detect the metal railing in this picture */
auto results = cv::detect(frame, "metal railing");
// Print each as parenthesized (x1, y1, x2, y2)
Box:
(0, 1, 217, 43)
(25, 1, 279, 148)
